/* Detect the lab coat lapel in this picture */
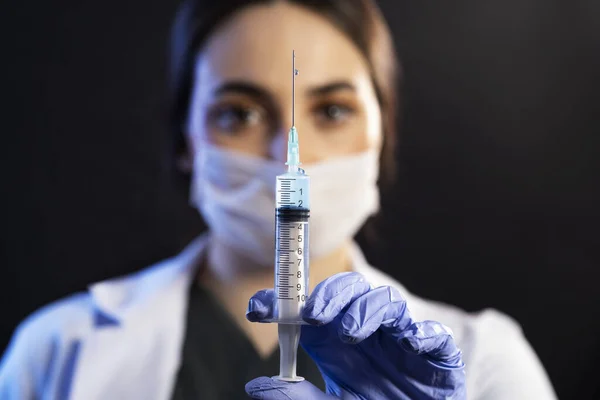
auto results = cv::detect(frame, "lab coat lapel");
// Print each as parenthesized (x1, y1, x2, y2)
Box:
(69, 237, 207, 400)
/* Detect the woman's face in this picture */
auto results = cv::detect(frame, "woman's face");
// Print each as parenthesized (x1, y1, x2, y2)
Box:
(186, 2, 382, 164)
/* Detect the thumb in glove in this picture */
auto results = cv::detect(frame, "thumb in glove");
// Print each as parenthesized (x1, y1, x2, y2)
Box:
(245, 377, 334, 400)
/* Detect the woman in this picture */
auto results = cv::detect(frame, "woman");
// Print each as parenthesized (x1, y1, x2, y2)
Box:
(0, 0, 557, 399)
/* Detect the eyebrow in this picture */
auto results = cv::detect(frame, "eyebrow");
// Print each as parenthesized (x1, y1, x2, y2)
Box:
(212, 81, 278, 115)
(213, 81, 271, 100)
(306, 81, 356, 96)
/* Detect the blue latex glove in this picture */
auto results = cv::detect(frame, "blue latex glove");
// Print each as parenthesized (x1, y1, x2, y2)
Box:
(245, 272, 466, 399)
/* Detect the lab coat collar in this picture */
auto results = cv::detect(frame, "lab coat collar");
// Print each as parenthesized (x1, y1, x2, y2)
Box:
(88, 235, 405, 325)
(88, 235, 207, 325)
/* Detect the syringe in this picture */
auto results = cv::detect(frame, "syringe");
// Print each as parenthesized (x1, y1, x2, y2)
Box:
(273, 50, 310, 382)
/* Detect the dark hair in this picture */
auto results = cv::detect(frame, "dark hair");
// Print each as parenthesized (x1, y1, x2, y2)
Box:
(167, 0, 401, 246)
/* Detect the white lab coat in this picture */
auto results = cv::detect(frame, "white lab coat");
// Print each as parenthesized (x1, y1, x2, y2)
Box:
(0, 235, 557, 399)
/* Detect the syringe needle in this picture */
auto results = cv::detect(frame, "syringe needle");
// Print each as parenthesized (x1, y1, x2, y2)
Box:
(287, 51, 300, 171)
(292, 50, 296, 127)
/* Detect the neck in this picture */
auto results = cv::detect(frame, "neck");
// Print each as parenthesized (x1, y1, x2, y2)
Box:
(201, 235, 353, 291)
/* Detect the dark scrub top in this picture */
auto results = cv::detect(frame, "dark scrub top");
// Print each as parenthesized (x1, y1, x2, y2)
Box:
(170, 282, 325, 400)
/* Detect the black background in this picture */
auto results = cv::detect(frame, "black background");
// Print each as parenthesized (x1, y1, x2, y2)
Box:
(1, 0, 599, 398)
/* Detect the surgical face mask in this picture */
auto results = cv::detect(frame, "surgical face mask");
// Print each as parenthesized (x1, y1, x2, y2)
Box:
(190, 143, 380, 267)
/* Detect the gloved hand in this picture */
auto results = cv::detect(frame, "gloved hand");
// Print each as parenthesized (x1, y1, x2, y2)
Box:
(245, 272, 466, 400)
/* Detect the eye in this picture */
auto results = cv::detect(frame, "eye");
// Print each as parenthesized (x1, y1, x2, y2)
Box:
(313, 103, 355, 125)
(210, 105, 262, 133)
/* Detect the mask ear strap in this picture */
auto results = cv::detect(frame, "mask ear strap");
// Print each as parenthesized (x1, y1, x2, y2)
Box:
(188, 149, 202, 207)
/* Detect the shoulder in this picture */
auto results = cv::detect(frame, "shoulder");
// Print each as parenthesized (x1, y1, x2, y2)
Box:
(4, 236, 205, 353)
(1, 292, 94, 363)
(8, 253, 185, 346)
(458, 308, 557, 398)
(411, 299, 557, 398)
(18, 292, 95, 339)
(0, 236, 205, 398)
(0, 292, 94, 397)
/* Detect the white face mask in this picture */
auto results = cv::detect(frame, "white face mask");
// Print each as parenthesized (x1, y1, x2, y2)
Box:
(190, 143, 380, 267)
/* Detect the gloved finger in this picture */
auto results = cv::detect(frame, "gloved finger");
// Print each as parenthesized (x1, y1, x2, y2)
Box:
(302, 272, 371, 326)
(339, 285, 412, 344)
(397, 321, 464, 367)
(246, 289, 275, 322)
(245, 377, 332, 399)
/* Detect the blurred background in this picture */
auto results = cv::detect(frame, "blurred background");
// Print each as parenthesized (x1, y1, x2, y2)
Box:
(1, 0, 598, 398)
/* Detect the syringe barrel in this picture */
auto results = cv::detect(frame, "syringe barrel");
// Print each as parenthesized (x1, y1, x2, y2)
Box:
(274, 207, 309, 323)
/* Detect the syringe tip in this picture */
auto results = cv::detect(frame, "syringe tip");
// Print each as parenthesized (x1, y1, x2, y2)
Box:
(285, 126, 300, 167)
(289, 126, 298, 143)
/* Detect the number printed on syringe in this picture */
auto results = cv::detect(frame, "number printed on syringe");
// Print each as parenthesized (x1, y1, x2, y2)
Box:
(276, 221, 308, 306)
